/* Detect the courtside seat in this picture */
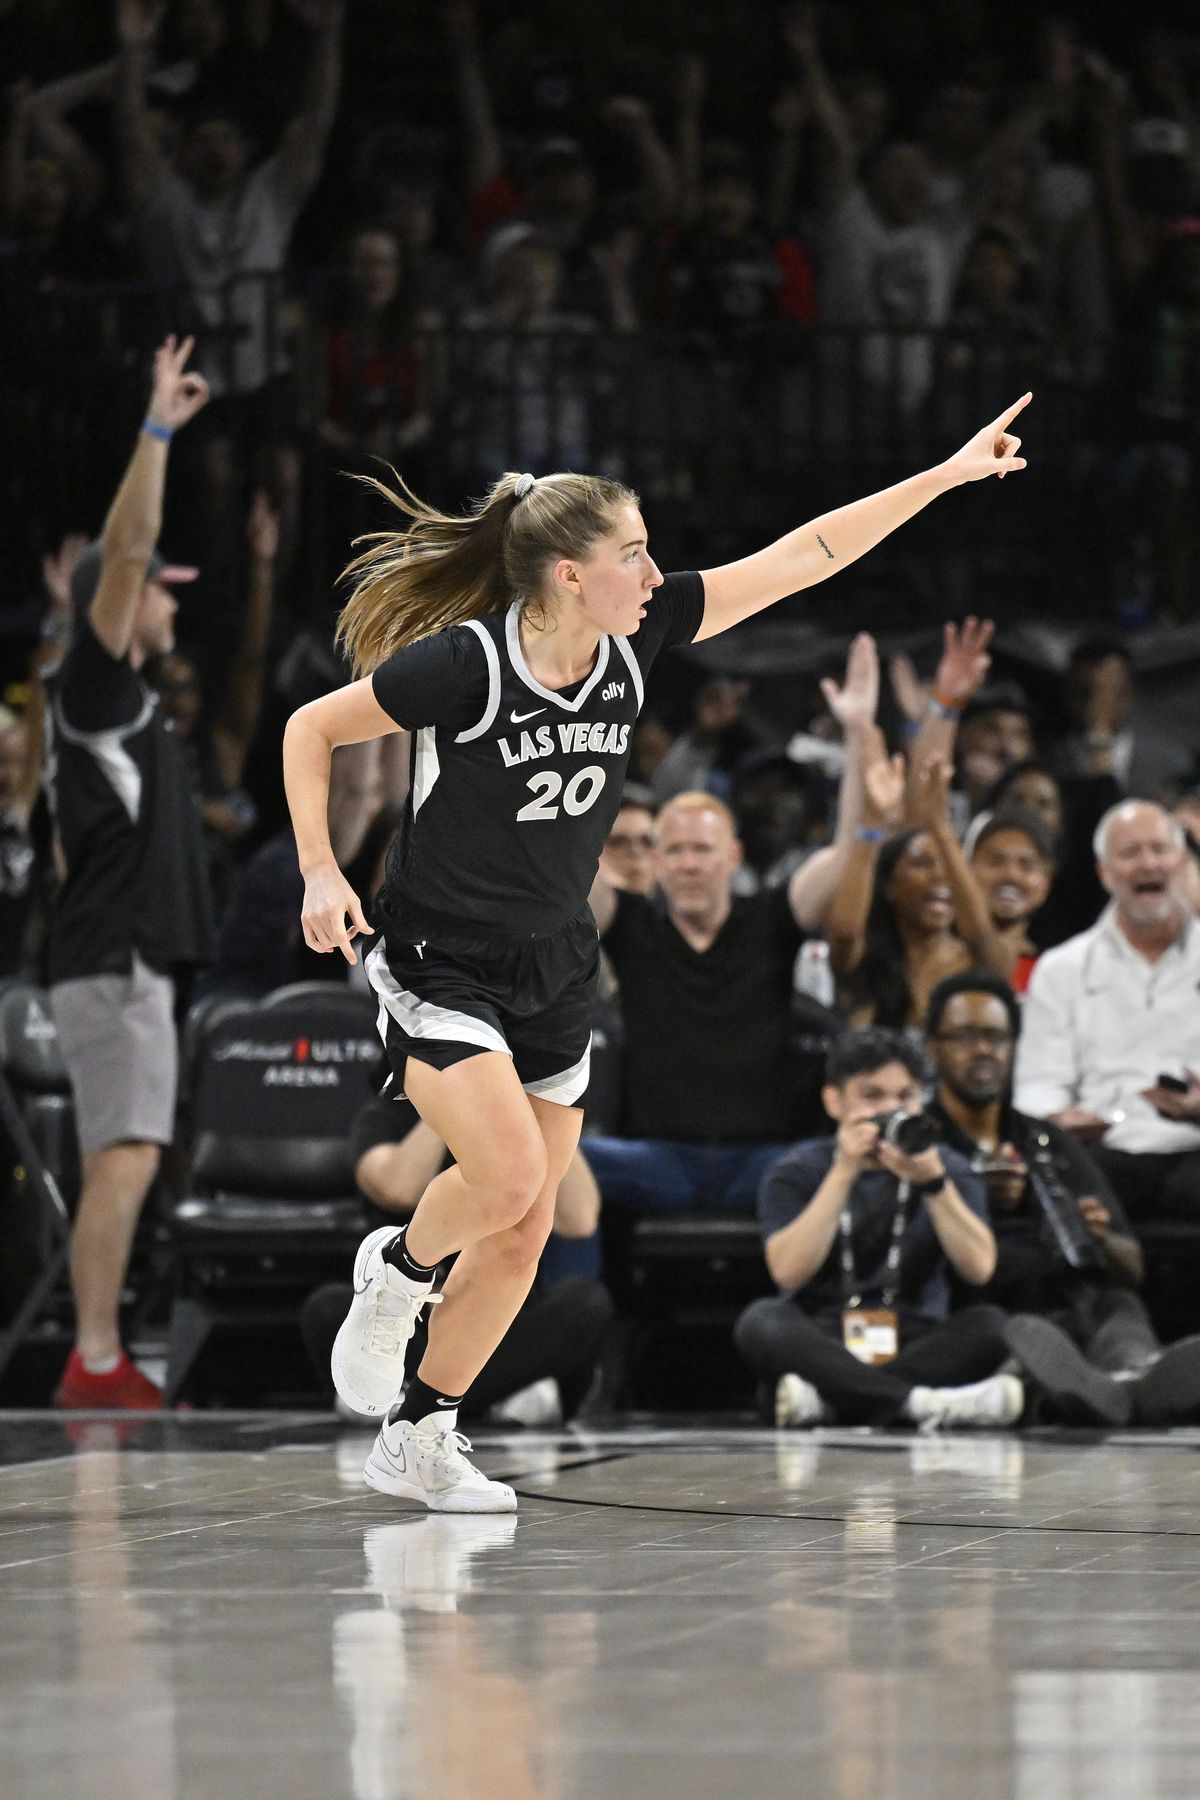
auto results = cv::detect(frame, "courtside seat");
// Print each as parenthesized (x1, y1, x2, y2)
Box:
(165, 983, 381, 1402)
(601, 1212, 773, 1410)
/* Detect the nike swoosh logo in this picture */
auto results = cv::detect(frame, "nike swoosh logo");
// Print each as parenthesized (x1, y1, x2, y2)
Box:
(510, 708, 544, 723)
(434, 1397, 458, 1407)
(379, 1439, 407, 1473)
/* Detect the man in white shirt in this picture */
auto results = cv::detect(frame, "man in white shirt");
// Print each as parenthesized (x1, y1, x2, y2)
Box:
(1015, 801, 1200, 1221)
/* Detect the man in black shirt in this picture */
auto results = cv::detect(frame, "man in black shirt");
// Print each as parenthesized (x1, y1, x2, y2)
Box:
(45, 334, 215, 1410)
(581, 638, 879, 1215)
(925, 970, 1200, 1426)
(734, 1028, 1015, 1428)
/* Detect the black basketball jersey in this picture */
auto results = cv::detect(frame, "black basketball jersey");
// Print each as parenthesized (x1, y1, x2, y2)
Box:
(371, 571, 706, 937)
(43, 620, 215, 983)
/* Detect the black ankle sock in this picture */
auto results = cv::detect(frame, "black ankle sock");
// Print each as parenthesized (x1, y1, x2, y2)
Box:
(391, 1376, 464, 1428)
(382, 1224, 436, 1283)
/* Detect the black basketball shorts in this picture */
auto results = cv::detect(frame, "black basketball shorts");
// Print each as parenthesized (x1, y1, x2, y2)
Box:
(364, 907, 599, 1107)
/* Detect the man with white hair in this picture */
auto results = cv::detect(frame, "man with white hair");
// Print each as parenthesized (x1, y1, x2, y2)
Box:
(1014, 800, 1200, 1220)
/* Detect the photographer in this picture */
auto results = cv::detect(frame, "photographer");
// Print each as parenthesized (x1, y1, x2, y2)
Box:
(735, 1028, 1017, 1429)
(926, 970, 1200, 1427)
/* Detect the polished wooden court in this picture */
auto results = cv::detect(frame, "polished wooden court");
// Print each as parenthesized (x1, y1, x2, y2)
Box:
(4, 1415, 1200, 1799)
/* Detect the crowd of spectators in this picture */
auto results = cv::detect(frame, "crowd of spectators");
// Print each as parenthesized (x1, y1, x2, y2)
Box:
(4, 2, 1200, 1424)
(7, 3, 1200, 625)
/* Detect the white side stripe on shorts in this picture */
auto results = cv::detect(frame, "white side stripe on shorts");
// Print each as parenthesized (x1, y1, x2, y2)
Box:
(522, 1043, 591, 1107)
(366, 943, 511, 1058)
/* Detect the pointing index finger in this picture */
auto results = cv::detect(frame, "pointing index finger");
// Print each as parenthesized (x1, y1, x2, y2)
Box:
(993, 391, 1032, 434)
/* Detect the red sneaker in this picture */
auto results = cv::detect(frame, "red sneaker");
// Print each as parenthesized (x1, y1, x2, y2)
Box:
(52, 1350, 165, 1411)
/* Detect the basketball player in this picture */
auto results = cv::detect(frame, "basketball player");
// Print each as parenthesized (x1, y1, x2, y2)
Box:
(283, 394, 1031, 1511)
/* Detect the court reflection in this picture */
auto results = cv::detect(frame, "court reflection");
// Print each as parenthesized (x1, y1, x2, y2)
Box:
(335, 1516, 596, 1800)
(65, 1422, 179, 1800)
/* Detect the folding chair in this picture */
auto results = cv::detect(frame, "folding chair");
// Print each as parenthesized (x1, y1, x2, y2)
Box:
(164, 981, 380, 1403)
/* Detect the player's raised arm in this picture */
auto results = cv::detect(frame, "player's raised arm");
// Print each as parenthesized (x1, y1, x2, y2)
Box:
(694, 394, 1031, 643)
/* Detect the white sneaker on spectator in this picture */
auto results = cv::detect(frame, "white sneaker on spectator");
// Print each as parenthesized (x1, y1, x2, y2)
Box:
(331, 1227, 440, 1418)
(364, 1416, 517, 1513)
(905, 1372, 1024, 1433)
(488, 1377, 563, 1429)
(775, 1372, 831, 1428)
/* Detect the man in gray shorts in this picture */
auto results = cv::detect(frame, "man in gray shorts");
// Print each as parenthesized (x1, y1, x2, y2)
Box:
(45, 335, 215, 1409)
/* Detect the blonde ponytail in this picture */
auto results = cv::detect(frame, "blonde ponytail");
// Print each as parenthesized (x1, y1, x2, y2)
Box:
(335, 467, 637, 677)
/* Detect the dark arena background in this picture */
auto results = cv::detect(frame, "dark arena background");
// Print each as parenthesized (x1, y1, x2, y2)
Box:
(4, 3, 1200, 1796)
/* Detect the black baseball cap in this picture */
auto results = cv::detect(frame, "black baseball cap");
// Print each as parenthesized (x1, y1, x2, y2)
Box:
(69, 541, 199, 615)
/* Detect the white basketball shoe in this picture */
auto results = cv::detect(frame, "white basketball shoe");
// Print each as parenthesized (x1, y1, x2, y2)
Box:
(331, 1226, 441, 1418)
(364, 1415, 517, 1513)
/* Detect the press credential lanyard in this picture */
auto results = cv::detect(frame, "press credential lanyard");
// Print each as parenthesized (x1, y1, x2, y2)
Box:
(840, 1180, 911, 1310)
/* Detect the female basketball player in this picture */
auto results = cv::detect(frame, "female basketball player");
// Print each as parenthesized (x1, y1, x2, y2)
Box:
(283, 393, 1030, 1511)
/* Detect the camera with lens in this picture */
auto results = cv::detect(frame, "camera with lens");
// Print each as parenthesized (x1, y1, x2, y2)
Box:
(869, 1108, 937, 1155)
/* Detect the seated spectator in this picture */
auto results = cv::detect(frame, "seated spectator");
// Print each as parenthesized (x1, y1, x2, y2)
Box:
(1052, 638, 1195, 796)
(964, 808, 1053, 992)
(300, 1094, 611, 1426)
(887, 629, 1044, 888)
(729, 751, 828, 895)
(582, 640, 881, 1217)
(984, 757, 1114, 946)
(954, 684, 1036, 815)
(734, 1027, 1017, 1429)
(1172, 791, 1200, 914)
(926, 970, 1200, 1426)
(598, 784, 657, 897)
(649, 673, 756, 804)
(829, 754, 1009, 1028)
(1015, 801, 1200, 1221)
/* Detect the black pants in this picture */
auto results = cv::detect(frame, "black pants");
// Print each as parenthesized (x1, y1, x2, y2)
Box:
(301, 1275, 614, 1420)
(734, 1299, 1009, 1426)
(1088, 1146, 1200, 1223)
(1061, 1285, 1161, 1372)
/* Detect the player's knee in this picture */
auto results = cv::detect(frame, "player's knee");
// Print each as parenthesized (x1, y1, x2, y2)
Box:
(491, 1204, 555, 1275)
(476, 1144, 548, 1233)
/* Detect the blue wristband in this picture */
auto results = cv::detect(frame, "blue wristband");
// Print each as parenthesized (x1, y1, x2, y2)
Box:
(142, 419, 174, 443)
(857, 826, 888, 843)
(900, 718, 921, 740)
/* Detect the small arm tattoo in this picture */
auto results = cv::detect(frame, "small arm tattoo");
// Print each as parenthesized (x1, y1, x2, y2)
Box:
(817, 534, 834, 559)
